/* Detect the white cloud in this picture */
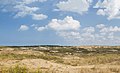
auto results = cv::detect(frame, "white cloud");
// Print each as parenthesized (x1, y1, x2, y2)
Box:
(96, 24, 105, 29)
(14, 4, 39, 18)
(24, 16, 120, 45)
(109, 26, 120, 32)
(33, 16, 80, 32)
(57, 31, 82, 41)
(32, 13, 48, 20)
(14, 4, 48, 20)
(97, 24, 120, 33)
(97, 9, 105, 16)
(54, 23, 120, 45)
(31, 24, 47, 32)
(83, 27, 95, 33)
(56, 0, 92, 14)
(94, 0, 120, 20)
(36, 27, 46, 31)
(34, 26, 47, 31)
(47, 16, 80, 31)
(19, 25, 29, 31)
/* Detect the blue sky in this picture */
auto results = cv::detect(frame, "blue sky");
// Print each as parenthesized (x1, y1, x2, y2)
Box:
(0, 0, 120, 46)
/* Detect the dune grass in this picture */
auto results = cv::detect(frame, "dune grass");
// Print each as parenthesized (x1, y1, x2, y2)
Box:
(0, 46, 120, 73)
(0, 51, 61, 61)
(0, 65, 43, 73)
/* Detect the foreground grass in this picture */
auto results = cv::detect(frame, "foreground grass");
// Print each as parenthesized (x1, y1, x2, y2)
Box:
(0, 46, 120, 73)
(0, 65, 43, 73)
(54, 53, 120, 66)
(0, 50, 120, 65)
(1, 65, 120, 73)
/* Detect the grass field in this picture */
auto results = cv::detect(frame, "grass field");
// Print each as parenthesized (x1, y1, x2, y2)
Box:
(0, 46, 120, 73)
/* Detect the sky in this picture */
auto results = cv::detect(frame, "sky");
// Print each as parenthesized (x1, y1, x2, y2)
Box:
(0, 0, 120, 46)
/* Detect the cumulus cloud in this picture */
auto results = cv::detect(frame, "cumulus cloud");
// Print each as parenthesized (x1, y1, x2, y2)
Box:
(19, 25, 29, 31)
(47, 16, 80, 31)
(56, 0, 92, 14)
(94, 0, 120, 20)
(33, 16, 80, 32)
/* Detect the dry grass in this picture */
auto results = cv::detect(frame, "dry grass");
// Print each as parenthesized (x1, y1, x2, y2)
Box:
(0, 46, 120, 73)
(61, 54, 120, 66)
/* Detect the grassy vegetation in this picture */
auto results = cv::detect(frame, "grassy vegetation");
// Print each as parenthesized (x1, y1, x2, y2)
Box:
(0, 47, 120, 65)
(1, 65, 120, 73)
(0, 52, 61, 61)
(0, 65, 43, 73)
(62, 53, 120, 66)
(1, 65, 28, 73)
(0, 46, 120, 73)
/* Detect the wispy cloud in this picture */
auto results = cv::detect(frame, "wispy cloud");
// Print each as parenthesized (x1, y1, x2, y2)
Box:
(32, 13, 48, 20)
(0, 0, 48, 20)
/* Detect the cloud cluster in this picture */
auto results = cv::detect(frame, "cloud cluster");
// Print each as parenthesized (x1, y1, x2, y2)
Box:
(1, 0, 120, 20)
(47, 16, 80, 31)
(94, 0, 120, 20)
(58, 24, 120, 45)
(2, 0, 120, 45)
(0, 0, 47, 20)
(56, 0, 92, 14)
(31, 16, 120, 45)
(33, 16, 80, 31)
(56, 0, 120, 20)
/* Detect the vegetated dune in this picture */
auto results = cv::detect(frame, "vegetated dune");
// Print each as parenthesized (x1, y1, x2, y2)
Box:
(0, 59, 120, 73)
(0, 46, 120, 73)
